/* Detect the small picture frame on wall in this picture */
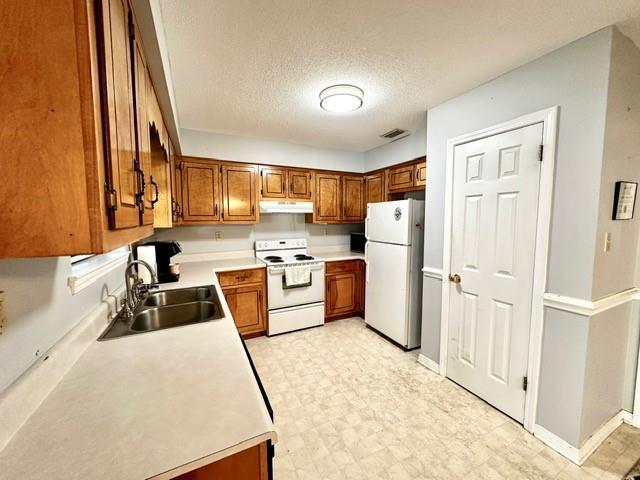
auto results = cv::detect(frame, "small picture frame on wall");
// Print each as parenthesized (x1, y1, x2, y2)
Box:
(612, 181, 637, 220)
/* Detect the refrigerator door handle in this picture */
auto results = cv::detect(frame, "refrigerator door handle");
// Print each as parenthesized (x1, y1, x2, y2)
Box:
(364, 242, 370, 283)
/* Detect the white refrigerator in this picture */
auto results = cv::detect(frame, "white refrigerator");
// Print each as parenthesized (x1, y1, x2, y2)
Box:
(365, 199, 424, 349)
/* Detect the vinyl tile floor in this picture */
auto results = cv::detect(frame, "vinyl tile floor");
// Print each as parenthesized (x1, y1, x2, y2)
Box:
(246, 317, 640, 479)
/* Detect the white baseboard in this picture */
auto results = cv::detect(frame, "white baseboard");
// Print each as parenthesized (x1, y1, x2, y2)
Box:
(533, 410, 631, 465)
(417, 353, 440, 374)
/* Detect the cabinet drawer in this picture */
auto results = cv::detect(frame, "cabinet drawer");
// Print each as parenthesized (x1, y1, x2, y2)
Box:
(326, 260, 359, 274)
(218, 268, 265, 287)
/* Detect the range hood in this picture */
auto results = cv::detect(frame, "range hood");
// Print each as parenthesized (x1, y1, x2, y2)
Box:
(259, 200, 313, 214)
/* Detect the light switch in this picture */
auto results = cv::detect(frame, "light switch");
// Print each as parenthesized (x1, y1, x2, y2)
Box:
(604, 232, 612, 252)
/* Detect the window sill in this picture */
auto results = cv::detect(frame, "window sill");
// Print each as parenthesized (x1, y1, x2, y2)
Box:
(67, 249, 129, 295)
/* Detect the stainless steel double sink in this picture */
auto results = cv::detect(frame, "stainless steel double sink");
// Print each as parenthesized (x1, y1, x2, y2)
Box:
(99, 286, 224, 340)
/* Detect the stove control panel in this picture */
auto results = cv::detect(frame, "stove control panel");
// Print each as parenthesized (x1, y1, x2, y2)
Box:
(255, 238, 307, 251)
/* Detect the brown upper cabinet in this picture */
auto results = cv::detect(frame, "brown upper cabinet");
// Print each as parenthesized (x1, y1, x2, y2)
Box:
(170, 142, 183, 225)
(288, 169, 313, 199)
(387, 164, 416, 192)
(260, 167, 287, 199)
(180, 158, 221, 223)
(415, 161, 427, 187)
(178, 159, 259, 225)
(0, 0, 168, 258)
(364, 173, 385, 205)
(314, 173, 342, 222)
(387, 156, 427, 193)
(311, 173, 364, 223)
(221, 164, 259, 223)
(260, 167, 312, 200)
(101, 0, 141, 230)
(342, 176, 365, 222)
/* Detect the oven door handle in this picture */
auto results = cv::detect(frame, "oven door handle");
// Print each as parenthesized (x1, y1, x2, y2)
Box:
(282, 275, 313, 289)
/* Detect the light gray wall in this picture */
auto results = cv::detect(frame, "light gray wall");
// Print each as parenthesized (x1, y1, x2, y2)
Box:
(592, 29, 640, 299)
(0, 258, 125, 393)
(152, 214, 363, 254)
(623, 300, 640, 412)
(537, 308, 590, 447)
(418, 27, 640, 448)
(423, 27, 611, 298)
(420, 276, 442, 362)
(420, 27, 614, 367)
(180, 128, 366, 172)
(581, 303, 632, 444)
(363, 125, 427, 172)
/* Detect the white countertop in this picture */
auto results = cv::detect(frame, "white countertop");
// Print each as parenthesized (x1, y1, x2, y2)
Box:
(0, 259, 274, 480)
(168, 257, 265, 286)
(310, 247, 365, 262)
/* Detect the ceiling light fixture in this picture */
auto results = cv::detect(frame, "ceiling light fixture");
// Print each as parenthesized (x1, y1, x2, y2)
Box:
(319, 84, 364, 113)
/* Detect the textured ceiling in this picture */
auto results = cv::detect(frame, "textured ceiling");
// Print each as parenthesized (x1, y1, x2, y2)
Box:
(157, 0, 640, 152)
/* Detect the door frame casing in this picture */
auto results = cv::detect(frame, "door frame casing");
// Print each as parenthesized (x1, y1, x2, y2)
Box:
(439, 106, 559, 432)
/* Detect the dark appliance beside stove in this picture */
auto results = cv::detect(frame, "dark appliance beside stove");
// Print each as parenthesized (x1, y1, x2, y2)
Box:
(141, 240, 182, 283)
(350, 232, 367, 253)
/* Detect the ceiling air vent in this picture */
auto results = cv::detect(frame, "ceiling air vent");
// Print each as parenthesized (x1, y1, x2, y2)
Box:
(380, 128, 409, 140)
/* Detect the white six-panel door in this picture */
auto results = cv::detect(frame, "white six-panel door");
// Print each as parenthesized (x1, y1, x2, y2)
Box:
(447, 123, 543, 423)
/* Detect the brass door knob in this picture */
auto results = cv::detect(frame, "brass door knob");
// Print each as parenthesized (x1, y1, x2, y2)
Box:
(449, 273, 461, 284)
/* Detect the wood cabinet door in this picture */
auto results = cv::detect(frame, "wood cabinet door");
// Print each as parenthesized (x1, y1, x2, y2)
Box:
(326, 273, 357, 317)
(365, 173, 385, 204)
(288, 170, 312, 199)
(260, 167, 287, 199)
(222, 285, 265, 335)
(222, 164, 258, 223)
(315, 173, 341, 222)
(180, 159, 220, 222)
(99, 0, 140, 229)
(134, 41, 154, 226)
(169, 141, 181, 224)
(173, 442, 269, 480)
(387, 165, 415, 191)
(342, 176, 365, 222)
(415, 161, 427, 187)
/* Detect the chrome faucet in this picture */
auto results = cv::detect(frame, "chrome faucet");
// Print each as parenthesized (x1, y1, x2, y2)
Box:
(123, 259, 159, 317)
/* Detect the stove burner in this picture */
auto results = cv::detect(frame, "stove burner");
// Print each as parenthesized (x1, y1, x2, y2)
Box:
(294, 254, 314, 260)
(268, 258, 284, 263)
(264, 256, 283, 261)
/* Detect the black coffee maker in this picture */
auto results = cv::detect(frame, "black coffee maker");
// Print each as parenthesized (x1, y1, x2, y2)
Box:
(142, 240, 182, 283)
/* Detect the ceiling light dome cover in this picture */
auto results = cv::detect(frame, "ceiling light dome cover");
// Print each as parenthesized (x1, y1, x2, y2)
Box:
(319, 84, 364, 113)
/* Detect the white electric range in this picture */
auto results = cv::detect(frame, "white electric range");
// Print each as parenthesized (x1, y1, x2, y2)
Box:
(255, 239, 325, 335)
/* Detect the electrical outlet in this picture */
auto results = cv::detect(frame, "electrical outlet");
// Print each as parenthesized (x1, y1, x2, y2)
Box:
(604, 232, 612, 252)
(323, 228, 328, 236)
(215, 231, 223, 241)
(0, 291, 6, 336)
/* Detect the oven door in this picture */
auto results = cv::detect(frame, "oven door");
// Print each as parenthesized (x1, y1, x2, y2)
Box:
(267, 263, 325, 309)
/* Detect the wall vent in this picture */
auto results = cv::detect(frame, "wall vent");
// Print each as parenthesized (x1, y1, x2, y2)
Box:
(380, 128, 409, 140)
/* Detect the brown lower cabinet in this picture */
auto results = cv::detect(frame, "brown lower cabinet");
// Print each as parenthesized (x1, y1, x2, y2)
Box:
(172, 442, 269, 480)
(217, 268, 267, 337)
(325, 260, 366, 320)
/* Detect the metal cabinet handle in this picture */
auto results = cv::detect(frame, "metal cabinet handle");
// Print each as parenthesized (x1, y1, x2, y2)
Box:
(214, 204, 218, 216)
(449, 273, 461, 284)
(135, 162, 146, 205)
(251, 205, 255, 215)
(150, 176, 159, 207)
